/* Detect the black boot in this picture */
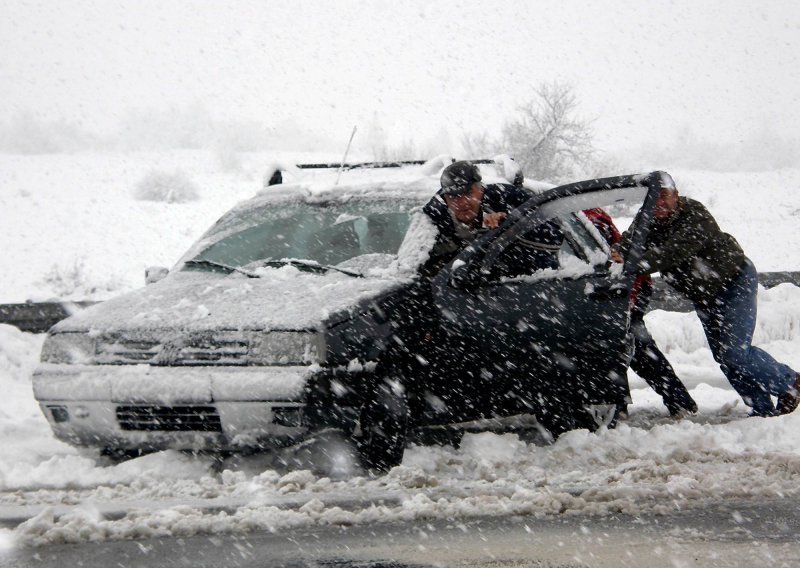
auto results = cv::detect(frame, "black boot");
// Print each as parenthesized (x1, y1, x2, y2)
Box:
(777, 373, 800, 415)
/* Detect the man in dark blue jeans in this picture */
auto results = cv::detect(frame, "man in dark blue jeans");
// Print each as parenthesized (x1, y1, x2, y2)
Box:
(694, 258, 797, 415)
(616, 174, 799, 416)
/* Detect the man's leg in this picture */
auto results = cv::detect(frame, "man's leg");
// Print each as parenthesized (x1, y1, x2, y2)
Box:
(696, 303, 774, 415)
(696, 260, 795, 415)
(629, 314, 697, 416)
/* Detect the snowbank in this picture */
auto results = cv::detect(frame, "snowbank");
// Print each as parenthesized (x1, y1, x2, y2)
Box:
(3, 283, 800, 546)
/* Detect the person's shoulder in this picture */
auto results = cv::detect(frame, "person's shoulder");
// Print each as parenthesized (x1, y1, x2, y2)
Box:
(680, 196, 709, 209)
(485, 183, 531, 205)
(583, 207, 612, 223)
(680, 196, 714, 218)
(422, 192, 452, 233)
(674, 196, 720, 231)
(423, 191, 447, 218)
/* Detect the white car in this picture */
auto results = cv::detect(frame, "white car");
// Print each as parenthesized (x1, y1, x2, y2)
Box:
(32, 157, 664, 471)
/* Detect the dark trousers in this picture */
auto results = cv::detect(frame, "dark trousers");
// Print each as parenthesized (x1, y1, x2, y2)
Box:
(629, 310, 697, 415)
(695, 259, 796, 416)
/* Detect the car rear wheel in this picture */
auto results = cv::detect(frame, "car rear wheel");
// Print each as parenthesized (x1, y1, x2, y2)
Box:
(533, 404, 576, 440)
(356, 379, 409, 473)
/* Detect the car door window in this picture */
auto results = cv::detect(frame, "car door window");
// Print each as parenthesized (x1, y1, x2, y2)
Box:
(470, 186, 647, 285)
(482, 212, 609, 284)
(558, 212, 612, 269)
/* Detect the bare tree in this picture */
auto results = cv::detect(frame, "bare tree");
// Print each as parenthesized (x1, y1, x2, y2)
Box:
(501, 82, 597, 183)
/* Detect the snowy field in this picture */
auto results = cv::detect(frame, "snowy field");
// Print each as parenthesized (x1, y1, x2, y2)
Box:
(1, 152, 800, 548)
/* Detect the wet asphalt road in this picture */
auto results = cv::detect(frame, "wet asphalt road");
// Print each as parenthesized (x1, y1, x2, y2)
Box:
(2, 497, 799, 567)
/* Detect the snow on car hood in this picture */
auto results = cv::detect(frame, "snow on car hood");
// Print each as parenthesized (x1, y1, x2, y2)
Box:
(52, 267, 408, 334)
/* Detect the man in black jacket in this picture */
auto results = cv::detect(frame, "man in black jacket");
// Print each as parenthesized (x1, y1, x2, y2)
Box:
(405, 161, 572, 434)
(616, 175, 799, 416)
(420, 161, 562, 278)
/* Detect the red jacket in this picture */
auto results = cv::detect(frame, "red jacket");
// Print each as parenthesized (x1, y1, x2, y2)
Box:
(582, 208, 649, 307)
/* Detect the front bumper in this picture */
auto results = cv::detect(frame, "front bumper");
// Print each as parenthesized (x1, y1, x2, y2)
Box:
(32, 364, 318, 451)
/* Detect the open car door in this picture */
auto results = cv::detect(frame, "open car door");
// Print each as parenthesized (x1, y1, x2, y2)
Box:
(429, 172, 668, 432)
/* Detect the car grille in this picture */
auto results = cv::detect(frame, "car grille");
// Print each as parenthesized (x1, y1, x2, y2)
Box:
(96, 332, 249, 366)
(116, 405, 223, 432)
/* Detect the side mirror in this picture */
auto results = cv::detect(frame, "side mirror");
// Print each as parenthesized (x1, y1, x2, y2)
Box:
(145, 266, 169, 285)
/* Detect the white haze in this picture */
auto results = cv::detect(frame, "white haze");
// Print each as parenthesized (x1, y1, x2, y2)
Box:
(1, 1, 799, 169)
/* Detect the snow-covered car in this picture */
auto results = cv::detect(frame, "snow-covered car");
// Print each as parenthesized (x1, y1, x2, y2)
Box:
(32, 159, 665, 470)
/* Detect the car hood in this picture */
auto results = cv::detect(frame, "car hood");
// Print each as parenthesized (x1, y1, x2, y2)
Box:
(52, 267, 407, 334)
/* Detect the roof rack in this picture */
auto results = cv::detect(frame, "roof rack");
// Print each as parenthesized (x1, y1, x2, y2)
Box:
(294, 158, 495, 171)
(266, 158, 499, 186)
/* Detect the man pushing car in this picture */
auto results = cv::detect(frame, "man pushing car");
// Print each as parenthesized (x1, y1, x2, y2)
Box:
(420, 160, 562, 278)
(614, 174, 800, 417)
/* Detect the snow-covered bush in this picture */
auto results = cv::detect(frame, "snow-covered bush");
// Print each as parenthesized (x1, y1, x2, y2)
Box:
(132, 169, 200, 203)
(39, 258, 124, 300)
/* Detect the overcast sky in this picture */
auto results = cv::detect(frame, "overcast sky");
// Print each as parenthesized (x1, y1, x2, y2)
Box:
(2, 0, 799, 153)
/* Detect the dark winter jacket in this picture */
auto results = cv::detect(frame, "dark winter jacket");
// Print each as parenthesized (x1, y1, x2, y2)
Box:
(619, 196, 746, 305)
(420, 183, 563, 278)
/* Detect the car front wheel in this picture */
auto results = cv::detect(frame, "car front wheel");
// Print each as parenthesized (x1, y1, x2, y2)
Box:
(355, 378, 409, 473)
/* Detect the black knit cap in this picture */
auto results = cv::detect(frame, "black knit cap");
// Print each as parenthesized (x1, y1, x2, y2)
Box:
(440, 161, 482, 196)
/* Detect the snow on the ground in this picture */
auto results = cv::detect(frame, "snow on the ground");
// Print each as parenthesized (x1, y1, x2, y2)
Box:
(2, 285, 800, 546)
(1, 152, 800, 547)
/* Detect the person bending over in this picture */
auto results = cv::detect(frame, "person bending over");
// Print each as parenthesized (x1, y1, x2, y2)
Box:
(614, 174, 799, 416)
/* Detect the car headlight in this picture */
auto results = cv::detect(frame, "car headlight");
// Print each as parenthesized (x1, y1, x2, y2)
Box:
(249, 332, 325, 365)
(40, 333, 97, 364)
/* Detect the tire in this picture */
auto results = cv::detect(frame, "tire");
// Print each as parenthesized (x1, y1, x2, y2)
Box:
(533, 405, 575, 440)
(356, 379, 409, 473)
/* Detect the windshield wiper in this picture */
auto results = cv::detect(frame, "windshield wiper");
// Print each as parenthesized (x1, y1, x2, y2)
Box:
(185, 258, 362, 278)
(259, 259, 363, 278)
(183, 259, 260, 278)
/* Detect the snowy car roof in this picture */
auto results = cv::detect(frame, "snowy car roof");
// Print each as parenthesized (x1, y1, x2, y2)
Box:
(243, 154, 552, 211)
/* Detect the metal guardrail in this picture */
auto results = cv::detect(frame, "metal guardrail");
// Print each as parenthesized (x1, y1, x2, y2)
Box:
(648, 271, 800, 312)
(1, 272, 799, 333)
(0, 301, 98, 333)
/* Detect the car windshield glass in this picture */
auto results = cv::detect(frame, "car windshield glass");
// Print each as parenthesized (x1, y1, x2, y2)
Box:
(187, 203, 414, 271)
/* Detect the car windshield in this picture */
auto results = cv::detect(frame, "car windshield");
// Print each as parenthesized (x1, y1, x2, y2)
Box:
(186, 202, 416, 273)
